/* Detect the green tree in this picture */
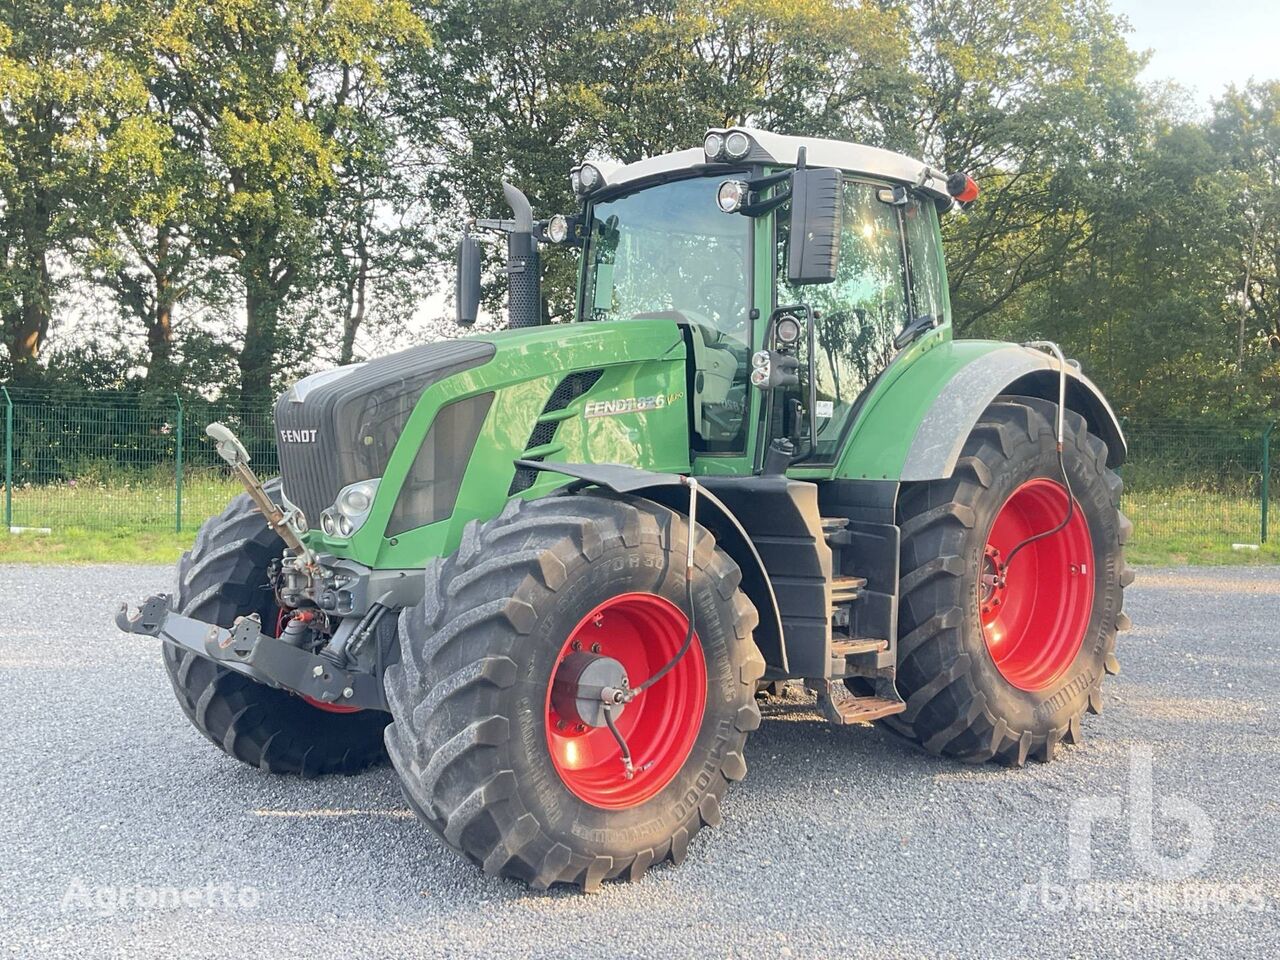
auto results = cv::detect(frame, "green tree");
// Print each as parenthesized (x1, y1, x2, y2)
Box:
(152, 0, 426, 407)
(1212, 81, 1280, 416)
(886, 0, 1146, 334)
(0, 0, 145, 383)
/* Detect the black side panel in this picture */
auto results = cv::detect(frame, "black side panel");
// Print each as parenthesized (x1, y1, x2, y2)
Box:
(700, 476, 832, 678)
(387, 392, 494, 537)
(820, 479, 901, 664)
(274, 340, 495, 520)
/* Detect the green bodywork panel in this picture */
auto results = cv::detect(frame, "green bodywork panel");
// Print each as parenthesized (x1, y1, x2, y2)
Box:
(793, 330, 1014, 481)
(303, 319, 690, 569)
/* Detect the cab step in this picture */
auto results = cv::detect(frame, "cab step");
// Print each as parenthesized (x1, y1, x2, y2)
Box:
(831, 636, 888, 657)
(825, 695, 906, 724)
(820, 516, 850, 536)
(809, 677, 906, 726)
(830, 575, 866, 605)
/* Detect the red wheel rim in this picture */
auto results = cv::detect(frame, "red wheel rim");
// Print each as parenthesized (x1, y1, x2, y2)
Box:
(980, 478, 1094, 692)
(545, 593, 706, 809)
(301, 694, 362, 714)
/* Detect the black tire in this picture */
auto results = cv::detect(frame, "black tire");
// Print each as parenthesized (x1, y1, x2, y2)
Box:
(384, 493, 764, 891)
(887, 395, 1133, 765)
(163, 483, 390, 777)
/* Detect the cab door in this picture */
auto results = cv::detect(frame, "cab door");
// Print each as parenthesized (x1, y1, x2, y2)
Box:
(772, 180, 950, 465)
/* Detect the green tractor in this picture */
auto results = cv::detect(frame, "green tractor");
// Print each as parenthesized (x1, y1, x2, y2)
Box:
(118, 128, 1132, 891)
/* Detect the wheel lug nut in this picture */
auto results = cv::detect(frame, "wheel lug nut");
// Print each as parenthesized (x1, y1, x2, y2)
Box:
(556, 719, 567, 731)
(571, 640, 581, 651)
(590, 643, 602, 654)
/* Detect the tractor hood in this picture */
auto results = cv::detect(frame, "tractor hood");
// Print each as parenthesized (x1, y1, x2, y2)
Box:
(274, 339, 496, 523)
(274, 318, 689, 541)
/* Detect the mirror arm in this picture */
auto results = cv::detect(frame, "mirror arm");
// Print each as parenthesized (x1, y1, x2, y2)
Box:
(738, 190, 791, 218)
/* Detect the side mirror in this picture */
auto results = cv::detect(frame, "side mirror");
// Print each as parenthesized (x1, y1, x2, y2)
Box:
(787, 167, 842, 285)
(455, 234, 482, 325)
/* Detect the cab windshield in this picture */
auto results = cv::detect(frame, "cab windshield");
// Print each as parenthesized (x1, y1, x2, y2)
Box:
(581, 176, 752, 452)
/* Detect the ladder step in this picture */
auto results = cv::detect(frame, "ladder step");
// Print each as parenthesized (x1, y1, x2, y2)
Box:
(831, 636, 888, 657)
(828, 695, 906, 724)
(830, 575, 866, 604)
(820, 516, 850, 535)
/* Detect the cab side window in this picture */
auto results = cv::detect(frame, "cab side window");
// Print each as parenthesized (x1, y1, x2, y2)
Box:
(779, 180, 908, 457)
(776, 182, 945, 460)
(903, 197, 948, 325)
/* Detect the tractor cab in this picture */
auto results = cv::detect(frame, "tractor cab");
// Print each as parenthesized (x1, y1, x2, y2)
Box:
(464, 127, 972, 478)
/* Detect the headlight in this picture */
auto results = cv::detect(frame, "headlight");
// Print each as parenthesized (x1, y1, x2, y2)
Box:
(703, 132, 725, 161)
(323, 478, 380, 538)
(750, 350, 772, 386)
(340, 482, 375, 515)
(724, 131, 751, 159)
(775, 314, 802, 345)
(572, 163, 604, 198)
(547, 214, 569, 244)
(717, 179, 749, 214)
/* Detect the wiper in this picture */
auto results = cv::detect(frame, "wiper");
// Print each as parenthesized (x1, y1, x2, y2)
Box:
(893, 314, 941, 351)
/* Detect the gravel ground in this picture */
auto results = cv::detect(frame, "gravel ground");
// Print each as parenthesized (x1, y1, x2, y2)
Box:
(2, 564, 1277, 959)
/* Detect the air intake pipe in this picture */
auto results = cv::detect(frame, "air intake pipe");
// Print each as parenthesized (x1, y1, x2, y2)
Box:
(502, 181, 541, 329)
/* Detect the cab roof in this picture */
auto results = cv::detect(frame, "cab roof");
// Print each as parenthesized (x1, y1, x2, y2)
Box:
(578, 127, 953, 202)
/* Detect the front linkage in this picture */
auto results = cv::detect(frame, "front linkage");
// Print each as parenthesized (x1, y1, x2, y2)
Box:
(117, 421, 397, 714)
(115, 594, 389, 712)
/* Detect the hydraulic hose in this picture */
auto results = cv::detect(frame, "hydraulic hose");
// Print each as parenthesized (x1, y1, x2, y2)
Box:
(1001, 342, 1075, 576)
(600, 477, 700, 778)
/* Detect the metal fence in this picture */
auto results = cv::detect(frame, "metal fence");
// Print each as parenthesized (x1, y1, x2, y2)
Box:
(0, 388, 1276, 553)
(0, 388, 275, 535)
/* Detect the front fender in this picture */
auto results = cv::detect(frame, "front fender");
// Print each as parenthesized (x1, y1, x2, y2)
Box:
(513, 461, 788, 675)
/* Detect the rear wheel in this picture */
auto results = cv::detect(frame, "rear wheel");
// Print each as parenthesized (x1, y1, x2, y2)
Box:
(163, 485, 390, 777)
(384, 493, 763, 890)
(888, 396, 1132, 765)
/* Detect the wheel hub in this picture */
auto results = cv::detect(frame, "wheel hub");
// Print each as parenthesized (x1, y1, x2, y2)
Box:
(550, 651, 630, 729)
(979, 544, 1006, 615)
(544, 593, 706, 809)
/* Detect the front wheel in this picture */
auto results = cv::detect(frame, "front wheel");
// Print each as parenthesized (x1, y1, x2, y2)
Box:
(384, 493, 764, 890)
(889, 395, 1132, 765)
(163, 485, 390, 777)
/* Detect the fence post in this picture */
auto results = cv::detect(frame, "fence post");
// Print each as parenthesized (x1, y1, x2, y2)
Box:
(1263, 422, 1275, 544)
(174, 394, 184, 534)
(2, 386, 11, 532)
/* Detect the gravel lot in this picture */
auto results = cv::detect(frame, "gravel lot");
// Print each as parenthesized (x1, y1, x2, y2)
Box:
(2, 564, 1277, 958)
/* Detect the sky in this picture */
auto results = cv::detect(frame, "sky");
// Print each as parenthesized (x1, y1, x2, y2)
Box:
(1110, 0, 1280, 106)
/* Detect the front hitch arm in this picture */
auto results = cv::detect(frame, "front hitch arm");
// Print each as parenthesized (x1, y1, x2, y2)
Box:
(116, 594, 386, 711)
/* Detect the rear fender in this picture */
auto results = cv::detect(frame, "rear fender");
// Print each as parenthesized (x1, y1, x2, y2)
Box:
(901, 346, 1126, 481)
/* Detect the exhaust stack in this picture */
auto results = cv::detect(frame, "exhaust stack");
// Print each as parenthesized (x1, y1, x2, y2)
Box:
(501, 181, 541, 329)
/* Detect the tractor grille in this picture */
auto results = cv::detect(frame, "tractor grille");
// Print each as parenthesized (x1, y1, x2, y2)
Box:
(274, 340, 495, 522)
(508, 369, 604, 495)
